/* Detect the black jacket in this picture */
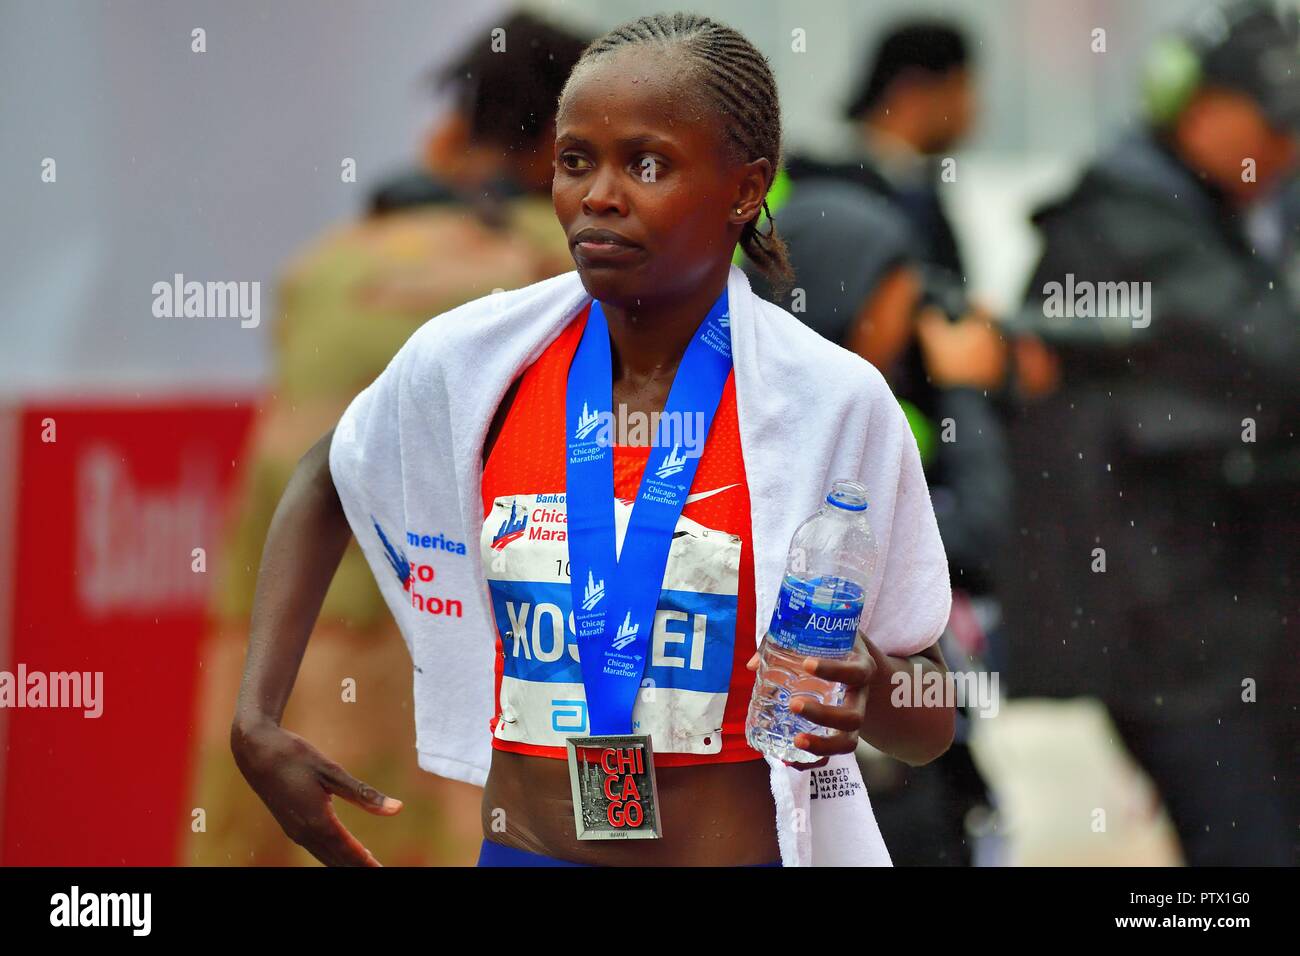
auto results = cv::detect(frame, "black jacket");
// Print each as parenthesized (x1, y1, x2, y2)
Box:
(1000, 130, 1299, 720)
(785, 152, 967, 280)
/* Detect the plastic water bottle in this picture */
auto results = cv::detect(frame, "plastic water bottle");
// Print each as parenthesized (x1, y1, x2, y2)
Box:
(746, 479, 877, 763)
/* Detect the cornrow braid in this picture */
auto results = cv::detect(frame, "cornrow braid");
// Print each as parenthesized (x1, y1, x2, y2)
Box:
(563, 12, 795, 295)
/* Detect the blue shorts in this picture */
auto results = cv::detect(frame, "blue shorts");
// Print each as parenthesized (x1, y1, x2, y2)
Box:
(476, 838, 781, 867)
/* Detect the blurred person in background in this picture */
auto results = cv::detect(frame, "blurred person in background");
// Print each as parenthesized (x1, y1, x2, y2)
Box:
(787, 20, 975, 290)
(368, 12, 583, 220)
(201, 11, 586, 866)
(781, 17, 1022, 597)
(745, 181, 1018, 865)
(1000, 0, 1300, 865)
(749, 17, 1041, 865)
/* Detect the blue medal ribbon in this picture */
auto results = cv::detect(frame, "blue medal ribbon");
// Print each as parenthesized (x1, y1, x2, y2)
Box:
(565, 290, 733, 735)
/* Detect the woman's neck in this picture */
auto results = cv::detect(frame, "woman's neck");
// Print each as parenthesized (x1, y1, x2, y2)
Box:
(600, 266, 729, 388)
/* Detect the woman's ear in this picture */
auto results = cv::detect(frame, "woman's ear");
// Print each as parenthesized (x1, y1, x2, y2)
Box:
(731, 157, 772, 224)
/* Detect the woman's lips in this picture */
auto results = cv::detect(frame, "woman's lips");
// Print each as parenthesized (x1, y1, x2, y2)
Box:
(574, 239, 643, 263)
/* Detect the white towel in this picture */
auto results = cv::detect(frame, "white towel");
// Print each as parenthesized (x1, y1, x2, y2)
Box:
(329, 264, 951, 866)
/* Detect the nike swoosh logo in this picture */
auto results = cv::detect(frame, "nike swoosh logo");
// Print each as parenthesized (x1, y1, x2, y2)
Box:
(685, 483, 740, 504)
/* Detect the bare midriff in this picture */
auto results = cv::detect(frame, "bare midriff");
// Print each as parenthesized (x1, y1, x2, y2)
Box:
(480, 749, 780, 865)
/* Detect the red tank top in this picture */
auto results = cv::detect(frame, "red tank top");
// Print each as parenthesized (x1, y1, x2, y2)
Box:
(480, 304, 761, 766)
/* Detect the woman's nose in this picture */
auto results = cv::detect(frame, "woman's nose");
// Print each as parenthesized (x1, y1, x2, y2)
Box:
(581, 165, 627, 216)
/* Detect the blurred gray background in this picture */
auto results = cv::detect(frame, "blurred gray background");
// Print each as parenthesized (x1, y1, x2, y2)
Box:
(1, 0, 1209, 394)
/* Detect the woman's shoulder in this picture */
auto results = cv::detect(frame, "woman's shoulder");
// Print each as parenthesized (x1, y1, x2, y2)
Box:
(744, 288, 897, 408)
(410, 270, 587, 341)
(384, 271, 588, 378)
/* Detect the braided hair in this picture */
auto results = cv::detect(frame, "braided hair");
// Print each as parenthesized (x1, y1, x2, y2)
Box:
(561, 12, 795, 294)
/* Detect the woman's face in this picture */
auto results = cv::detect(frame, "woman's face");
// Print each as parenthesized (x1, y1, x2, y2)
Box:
(553, 49, 758, 308)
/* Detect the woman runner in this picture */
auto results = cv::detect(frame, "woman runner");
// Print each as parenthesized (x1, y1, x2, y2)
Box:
(232, 12, 954, 868)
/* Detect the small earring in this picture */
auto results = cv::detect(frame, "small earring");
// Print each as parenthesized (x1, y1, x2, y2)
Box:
(735, 206, 744, 215)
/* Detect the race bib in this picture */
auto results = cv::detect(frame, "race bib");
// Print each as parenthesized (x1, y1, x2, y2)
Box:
(481, 491, 741, 754)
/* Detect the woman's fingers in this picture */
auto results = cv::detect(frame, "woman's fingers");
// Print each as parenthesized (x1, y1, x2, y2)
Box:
(791, 697, 863, 733)
(792, 729, 858, 758)
(317, 762, 404, 815)
(783, 754, 829, 771)
(318, 802, 383, 867)
(800, 652, 871, 686)
(291, 802, 381, 867)
(752, 640, 868, 769)
(236, 723, 392, 866)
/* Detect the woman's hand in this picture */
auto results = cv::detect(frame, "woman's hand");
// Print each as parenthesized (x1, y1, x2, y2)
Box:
(230, 716, 402, 866)
(746, 631, 878, 771)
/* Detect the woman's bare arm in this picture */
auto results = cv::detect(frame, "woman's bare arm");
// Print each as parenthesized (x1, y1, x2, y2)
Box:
(230, 426, 402, 866)
(233, 427, 350, 727)
(858, 639, 955, 766)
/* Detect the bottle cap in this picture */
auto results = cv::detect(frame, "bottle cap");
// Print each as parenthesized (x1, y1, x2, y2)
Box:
(826, 478, 869, 511)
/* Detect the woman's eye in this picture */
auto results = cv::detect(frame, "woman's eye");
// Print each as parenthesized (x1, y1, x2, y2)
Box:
(634, 156, 666, 181)
(560, 153, 591, 171)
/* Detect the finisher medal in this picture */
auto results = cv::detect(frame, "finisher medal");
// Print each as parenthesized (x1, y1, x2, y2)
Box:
(566, 734, 662, 840)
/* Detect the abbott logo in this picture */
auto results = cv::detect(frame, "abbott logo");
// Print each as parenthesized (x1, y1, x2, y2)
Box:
(581, 569, 606, 611)
(50, 886, 151, 936)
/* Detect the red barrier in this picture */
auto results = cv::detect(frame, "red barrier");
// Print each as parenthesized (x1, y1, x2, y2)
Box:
(0, 400, 253, 865)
